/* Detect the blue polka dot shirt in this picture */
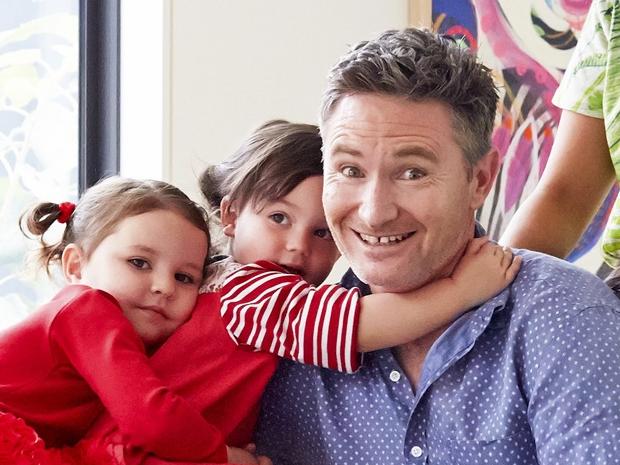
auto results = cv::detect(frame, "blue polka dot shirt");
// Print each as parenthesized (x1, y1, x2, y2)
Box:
(255, 250, 620, 464)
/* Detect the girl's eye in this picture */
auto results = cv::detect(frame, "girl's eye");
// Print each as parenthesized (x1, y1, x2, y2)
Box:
(403, 168, 426, 180)
(129, 258, 149, 269)
(314, 229, 333, 240)
(269, 213, 289, 225)
(175, 273, 194, 285)
(342, 166, 362, 178)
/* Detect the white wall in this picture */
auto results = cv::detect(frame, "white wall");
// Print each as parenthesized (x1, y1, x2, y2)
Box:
(166, 0, 410, 201)
(121, 0, 164, 180)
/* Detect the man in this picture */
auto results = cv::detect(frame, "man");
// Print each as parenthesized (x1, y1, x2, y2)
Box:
(255, 28, 620, 464)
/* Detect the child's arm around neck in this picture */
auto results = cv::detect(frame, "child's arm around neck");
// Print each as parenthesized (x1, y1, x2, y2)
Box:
(218, 237, 520, 372)
(358, 237, 521, 351)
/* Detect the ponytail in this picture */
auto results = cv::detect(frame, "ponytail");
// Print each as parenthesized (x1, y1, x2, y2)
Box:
(19, 201, 75, 275)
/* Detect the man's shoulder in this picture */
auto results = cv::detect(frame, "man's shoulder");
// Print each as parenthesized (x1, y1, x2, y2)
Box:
(507, 248, 619, 315)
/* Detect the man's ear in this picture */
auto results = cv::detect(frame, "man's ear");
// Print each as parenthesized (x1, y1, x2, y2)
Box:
(220, 196, 238, 238)
(61, 244, 85, 283)
(470, 148, 499, 210)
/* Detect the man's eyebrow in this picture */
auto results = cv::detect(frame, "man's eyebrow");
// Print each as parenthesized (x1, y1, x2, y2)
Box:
(330, 143, 438, 161)
(329, 143, 362, 157)
(394, 146, 438, 162)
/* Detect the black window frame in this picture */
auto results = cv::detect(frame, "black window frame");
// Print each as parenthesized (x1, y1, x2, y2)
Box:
(78, 0, 120, 194)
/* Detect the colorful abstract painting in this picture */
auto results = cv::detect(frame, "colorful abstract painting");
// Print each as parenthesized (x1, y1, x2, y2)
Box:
(432, 0, 615, 265)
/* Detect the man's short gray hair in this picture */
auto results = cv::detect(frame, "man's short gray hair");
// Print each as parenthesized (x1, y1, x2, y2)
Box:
(320, 28, 499, 168)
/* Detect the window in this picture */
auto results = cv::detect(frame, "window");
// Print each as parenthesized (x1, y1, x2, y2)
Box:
(0, 0, 120, 328)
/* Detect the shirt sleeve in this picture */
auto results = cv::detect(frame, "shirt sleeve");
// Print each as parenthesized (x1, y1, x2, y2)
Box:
(552, 0, 609, 118)
(219, 261, 362, 373)
(522, 285, 620, 464)
(49, 289, 227, 463)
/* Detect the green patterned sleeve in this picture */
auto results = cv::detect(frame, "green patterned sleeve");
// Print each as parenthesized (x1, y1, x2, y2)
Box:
(552, 0, 610, 119)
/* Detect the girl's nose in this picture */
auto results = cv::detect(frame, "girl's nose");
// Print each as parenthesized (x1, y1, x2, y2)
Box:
(151, 273, 175, 297)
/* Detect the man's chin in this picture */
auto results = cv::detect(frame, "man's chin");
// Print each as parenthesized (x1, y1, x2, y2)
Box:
(352, 266, 427, 293)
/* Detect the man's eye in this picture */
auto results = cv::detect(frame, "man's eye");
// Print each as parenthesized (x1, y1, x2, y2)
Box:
(403, 168, 425, 180)
(342, 166, 362, 178)
(269, 213, 288, 224)
(129, 258, 149, 269)
(314, 229, 333, 240)
(175, 273, 194, 284)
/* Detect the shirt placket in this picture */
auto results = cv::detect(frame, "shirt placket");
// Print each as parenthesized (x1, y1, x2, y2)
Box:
(406, 403, 429, 463)
(372, 351, 422, 463)
(394, 298, 507, 464)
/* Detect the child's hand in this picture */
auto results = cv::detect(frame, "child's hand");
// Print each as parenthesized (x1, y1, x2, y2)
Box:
(226, 443, 273, 465)
(227, 445, 261, 464)
(451, 237, 521, 308)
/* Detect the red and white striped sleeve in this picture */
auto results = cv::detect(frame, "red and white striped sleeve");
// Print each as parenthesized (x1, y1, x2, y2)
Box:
(219, 260, 362, 373)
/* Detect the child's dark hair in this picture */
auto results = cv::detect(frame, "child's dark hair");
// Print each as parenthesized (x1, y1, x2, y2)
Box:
(20, 176, 211, 275)
(199, 120, 323, 216)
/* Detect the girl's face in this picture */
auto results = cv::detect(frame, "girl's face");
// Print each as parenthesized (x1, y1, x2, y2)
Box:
(222, 176, 340, 286)
(63, 209, 208, 349)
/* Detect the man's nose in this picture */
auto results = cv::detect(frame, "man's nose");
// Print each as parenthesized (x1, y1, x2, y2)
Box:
(358, 178, 398, 228)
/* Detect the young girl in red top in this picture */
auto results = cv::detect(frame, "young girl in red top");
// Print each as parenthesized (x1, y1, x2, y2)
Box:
(0, 177, 227, 464)
(82, 120, 521, 465)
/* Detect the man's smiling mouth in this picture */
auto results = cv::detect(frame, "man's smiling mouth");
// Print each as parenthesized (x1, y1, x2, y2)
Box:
(357, 232, 415, 245)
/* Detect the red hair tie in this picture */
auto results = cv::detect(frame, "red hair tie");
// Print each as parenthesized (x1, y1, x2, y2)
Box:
(57, 202, 76, 224)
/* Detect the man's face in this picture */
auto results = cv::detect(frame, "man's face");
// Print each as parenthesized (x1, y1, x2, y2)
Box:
(321, 94, 495, 293)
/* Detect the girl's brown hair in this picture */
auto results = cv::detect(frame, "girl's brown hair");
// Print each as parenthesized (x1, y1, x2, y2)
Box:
(20, 176, 210, 275)
(199, 119, 323, 217)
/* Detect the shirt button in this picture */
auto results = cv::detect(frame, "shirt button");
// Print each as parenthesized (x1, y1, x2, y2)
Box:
(389, 370, 401, 382)
(410, 446, 423, 458)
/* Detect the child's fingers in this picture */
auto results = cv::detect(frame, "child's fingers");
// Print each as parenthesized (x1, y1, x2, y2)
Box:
(500, 246, 513, 268)
(505, 255, 522, 280)
(475, 240, 503, 261)
(466, 236, 490, 255)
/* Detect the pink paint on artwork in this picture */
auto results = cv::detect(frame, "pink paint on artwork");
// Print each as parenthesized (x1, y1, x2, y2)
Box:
(474, 0, 561, 121)
(554, 0, 591, 29)
(537, 124, 555, 173)
(492, 116, 512, 162)
(504, 125, 534, 211)
(445, 25, 478, 49)
(557, 0, 590, 14)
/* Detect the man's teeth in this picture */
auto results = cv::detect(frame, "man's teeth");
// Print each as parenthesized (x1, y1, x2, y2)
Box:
(359, 233, 410, 244)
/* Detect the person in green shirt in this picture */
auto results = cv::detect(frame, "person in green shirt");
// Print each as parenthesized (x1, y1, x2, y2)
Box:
(502, 0, 620, 290)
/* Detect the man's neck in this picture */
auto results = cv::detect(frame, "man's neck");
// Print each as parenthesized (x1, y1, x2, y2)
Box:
(363, 223, 482, 389)
(377, 226, 478, 388)
(393, 325, 448, 390)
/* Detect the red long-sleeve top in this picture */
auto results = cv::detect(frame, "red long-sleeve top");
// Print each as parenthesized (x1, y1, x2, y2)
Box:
(0, 285, 227, 462)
